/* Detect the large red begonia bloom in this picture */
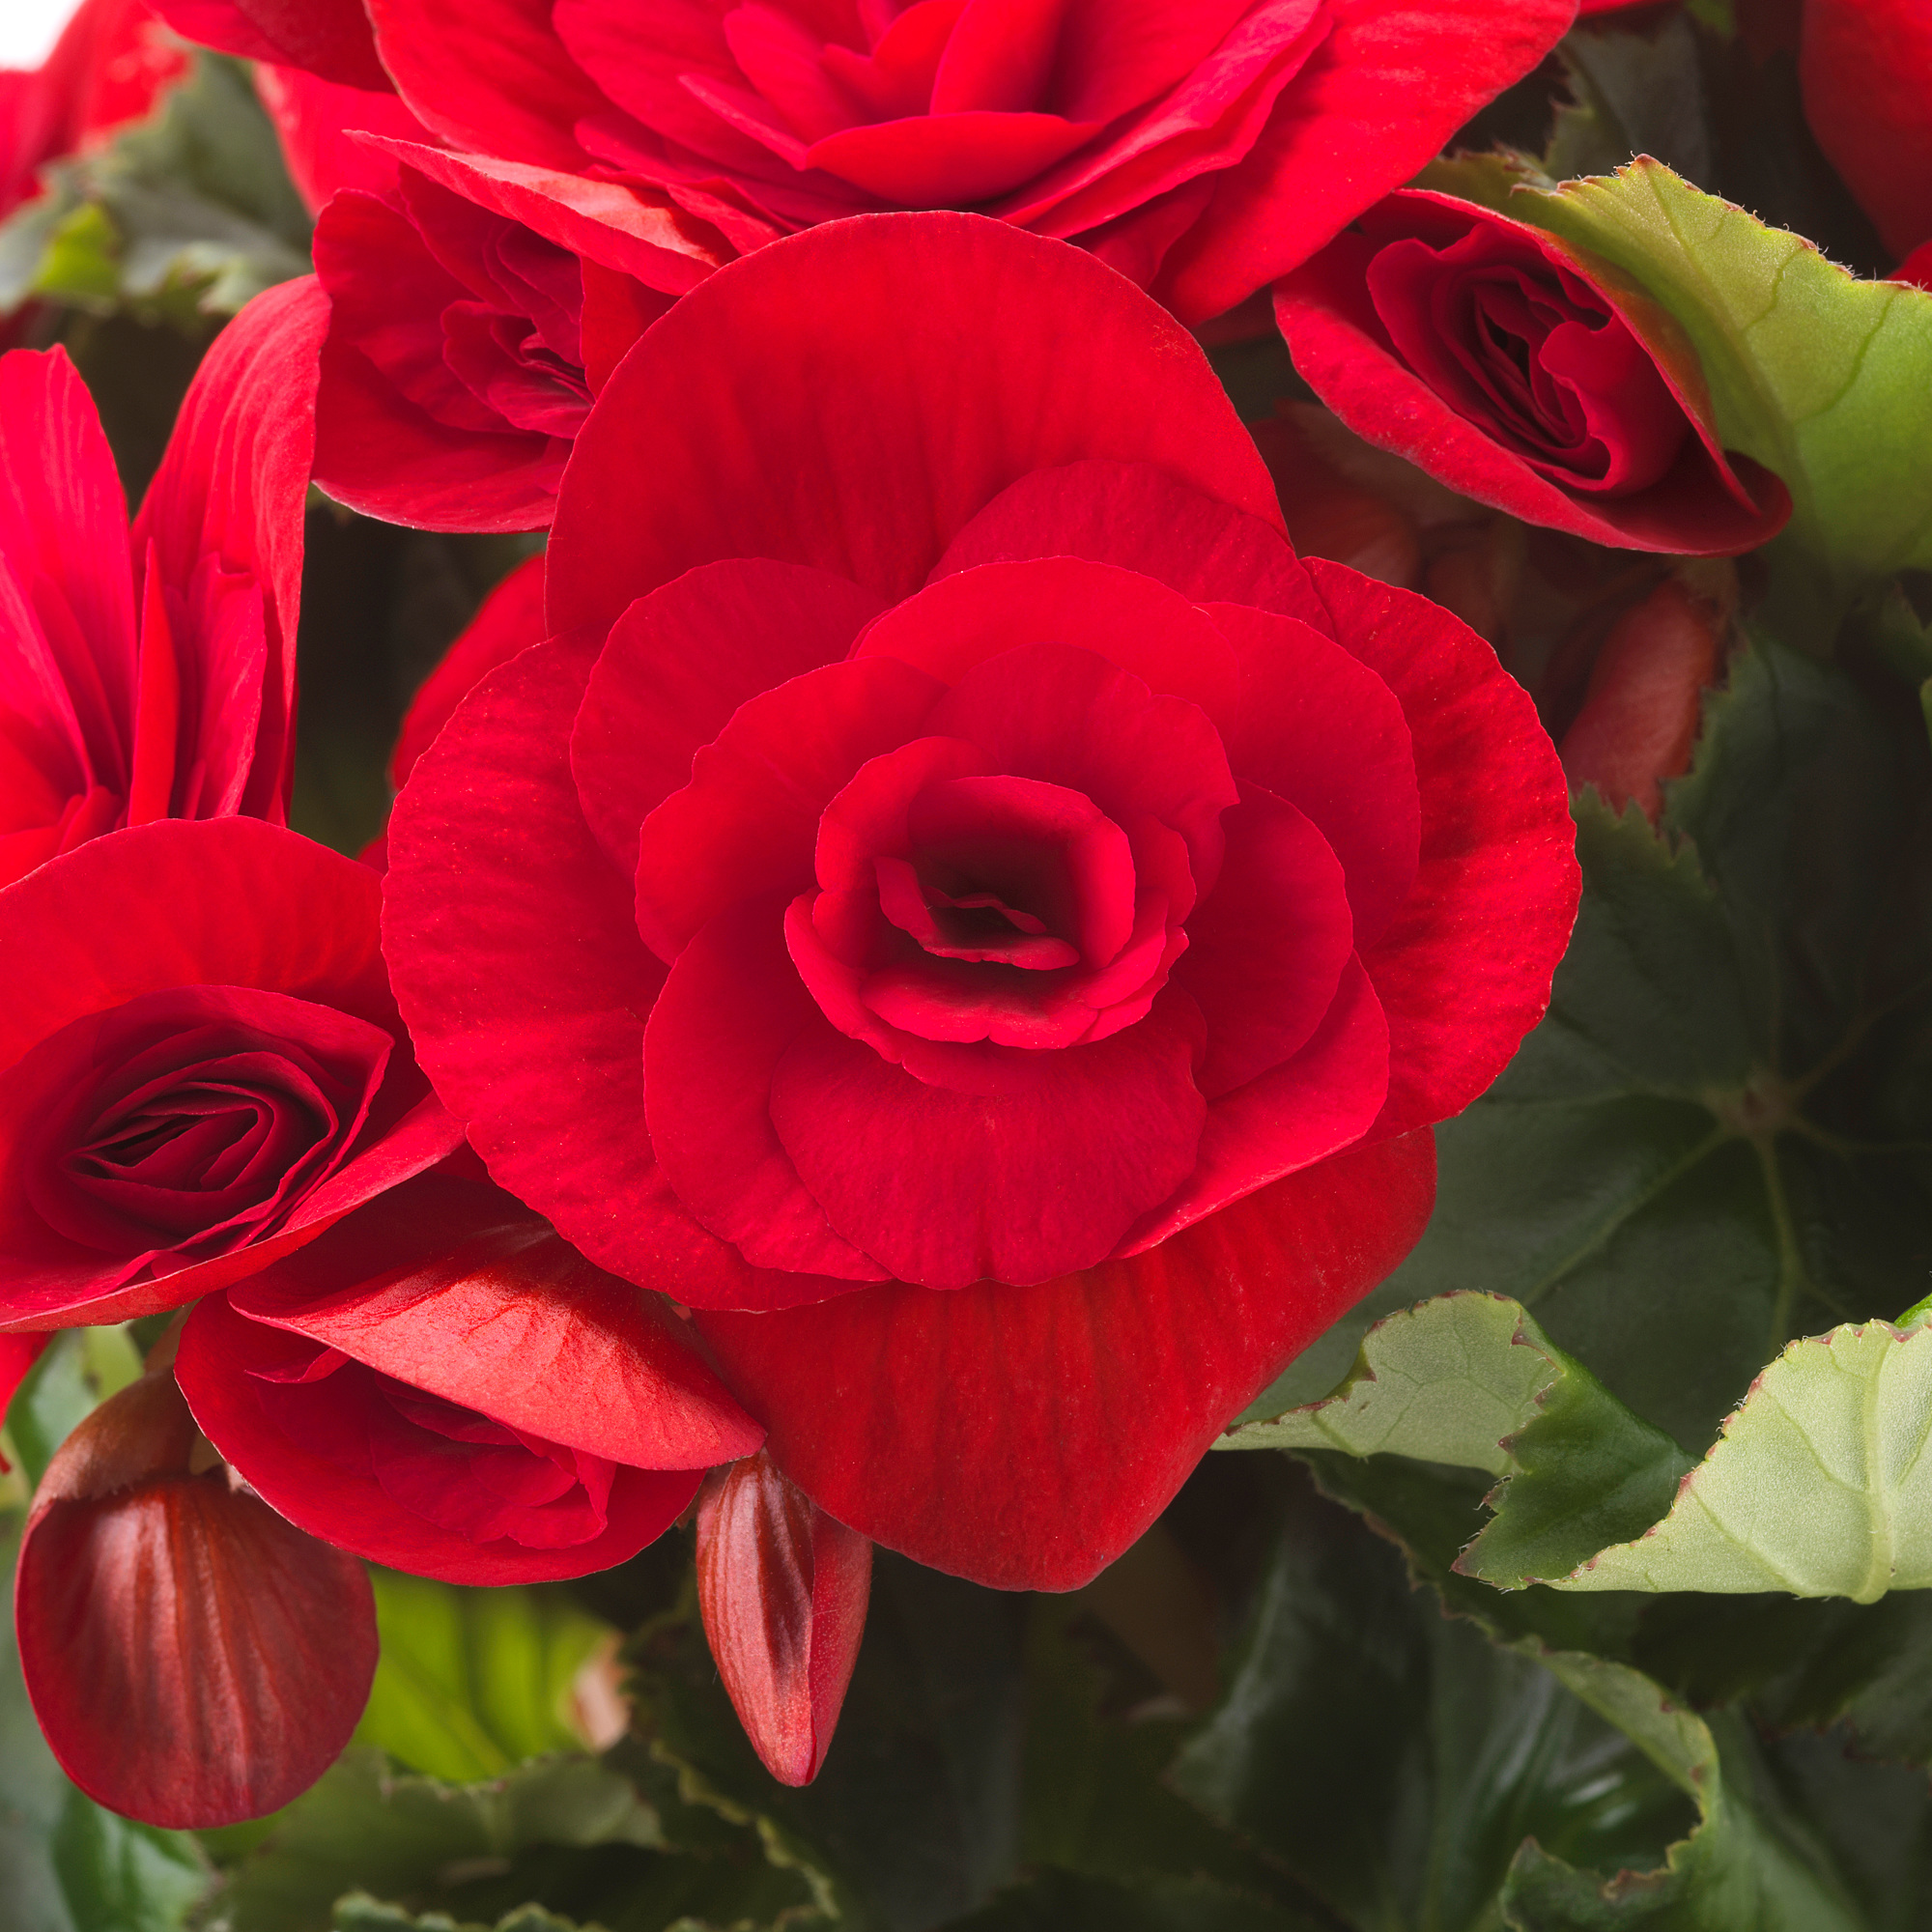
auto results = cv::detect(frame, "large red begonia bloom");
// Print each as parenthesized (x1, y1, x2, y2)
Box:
(356, 0, 1574, 323)
(0, 0, 185, 222)
(15, 1361, 378, 1828)
(382, 213, 1579, 1592)
(1274, 190, 1790, 555)
(1801, 0, 1932, 264)
(176, 1174, 764, 1583)
(0, 815, 463, 1333)
(253, 61, 437, 213)
(0, 276, 327, 888)
(312, 144, 731, 530)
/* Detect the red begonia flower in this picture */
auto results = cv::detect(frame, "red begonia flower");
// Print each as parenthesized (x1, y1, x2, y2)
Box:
(0, 0, 185, 221)
(253, 62, 436, 213)
(176, 1173, 762, 1583)
(151, 0, 392, 92)
(383, 213, 1578, 1589)
(312, 143, 730, 530)
(15, 1362, 377, 1827)
(696, 1449, 870, 1786)
(1274, 191, 1790, 554)
(0, 816, 462, 1332)
(1801, 0, 1932, 263)
(0, 276, 326, 888)
(357, 0, 1573, 323)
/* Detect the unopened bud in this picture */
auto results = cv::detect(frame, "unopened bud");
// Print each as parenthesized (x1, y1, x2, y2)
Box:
(696, 1450, 870, 1787)
(1559, 577, 1726, 820)
(14, 1364, 377, 1827)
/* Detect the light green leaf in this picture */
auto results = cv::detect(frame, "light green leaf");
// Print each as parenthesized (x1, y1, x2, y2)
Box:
(1511, 159, 1932, 628)
(331, 1893, 584, 1932)
(355, 1573, 613, 1784)
(1555, 1317, 1932, 1600)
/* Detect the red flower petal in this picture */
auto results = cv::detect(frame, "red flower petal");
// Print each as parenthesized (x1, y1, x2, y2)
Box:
(1208, 600, 1419, 947)
(644, 896, 887, 1284)
(697, 1450, 871, 1788)
(697, 1127, 1435, 1590)
(1173, 781, 1353, 1096)
(858, 555, 1240, 729)
(572, 559, 886, 873)
(15, 1366, 376, 1827)
(928, 458, 1312, 616)
(1152, 0, 1576, 321)
(219, 1174, 765, 1467)
(1801, 0, 1932, 260)
(547, 213, 1282, 634)
(383, 630, 848, 1311)
(155, 0, 391, 90)
(634, 657, 944, 962)
(767, 989, 1208, 1289)
(177, 1293, 699, 1584)
(1301, 558, 1579, 1138)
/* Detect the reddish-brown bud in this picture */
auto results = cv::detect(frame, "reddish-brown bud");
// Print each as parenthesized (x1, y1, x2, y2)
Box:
(14, 1365, 377, 1828)
(1559, 577, 1726, 821)
(696, 1450, 870, 1788)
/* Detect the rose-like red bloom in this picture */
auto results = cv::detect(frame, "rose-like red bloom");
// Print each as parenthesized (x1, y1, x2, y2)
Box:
(313, 144, 730, 530)
(0, 816, 462, 1332)
(383, 214, 1579, 1589)
(151, 0, 391, 91)
(175, 1174, 763, 1583)
(1274, 190, 1791, 555)
(357, 0, 1573, 323)
(1, 0, 185, 222)
(253, 61, 437, 213)
(1802, 0, 1932, 264)
(697, 1449, 870, 1787)
(15, 1359, 377, 1828)
(0, 277, 327, 888)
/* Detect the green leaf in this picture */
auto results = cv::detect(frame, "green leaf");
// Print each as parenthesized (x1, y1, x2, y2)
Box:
(634, 1551, 1028, 1932)
(0, 54, 309, 326)
(1220, 1292, 1696, 1589)
(1549, 1316, 1932, 1599)
(944, 1870, 1316, 1932)
(331, 1893, 584, 1932)
(1361, 639, 1932, 1458)
(1542, 15, 1714, 185)
(355, 1573, 614, 1783)
(211, 1747, 667, 1932)
(1508, 159, 1932, 629)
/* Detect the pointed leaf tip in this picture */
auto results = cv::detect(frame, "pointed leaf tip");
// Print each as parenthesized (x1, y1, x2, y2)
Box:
(14, 1365, 377, 1828)
(696, 1450, 871, 1787)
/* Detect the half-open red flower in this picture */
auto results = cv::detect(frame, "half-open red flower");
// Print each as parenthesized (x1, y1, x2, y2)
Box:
(313, 143, 730, 530)
(0, 816, 461, 1332)
(0, 276, 327, 888)
(358, 0, 1572, 322)
(1273, 190, 1790, 554)
(176, 1173, 764, 1583)
(15, 1359, 377, 1827)
(383, 213, 1578, 1590)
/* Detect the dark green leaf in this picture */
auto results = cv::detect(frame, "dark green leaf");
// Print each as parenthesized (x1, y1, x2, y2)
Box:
(1543, 15, 1714, 185)
(1370, 640, 1932, 1456)
(944, 1870, 1316, 1932)
(331, 1895, 582, 1932)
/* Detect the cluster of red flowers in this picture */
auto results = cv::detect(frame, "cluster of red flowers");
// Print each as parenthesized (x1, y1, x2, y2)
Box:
(2, 0, 1851, 1821)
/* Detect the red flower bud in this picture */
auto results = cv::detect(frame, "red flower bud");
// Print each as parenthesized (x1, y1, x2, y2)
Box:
(1558, 578, 1726, 821)
(14, 1363, 377, 1827)
(696, 1450, 870, 1788)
